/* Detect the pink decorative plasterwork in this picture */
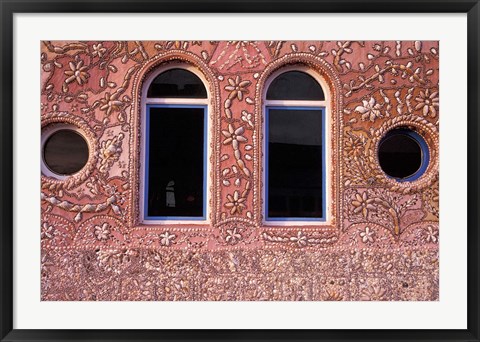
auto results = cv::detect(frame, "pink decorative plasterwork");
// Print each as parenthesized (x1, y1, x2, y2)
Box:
(41, 40, 439, 301)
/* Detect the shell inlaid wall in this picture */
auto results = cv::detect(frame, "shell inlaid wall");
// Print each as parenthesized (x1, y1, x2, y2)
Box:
(41, 41, 439, 301)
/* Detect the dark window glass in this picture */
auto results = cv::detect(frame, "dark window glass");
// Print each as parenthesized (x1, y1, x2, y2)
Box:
(147, 106, 205, 218)
(43, 129, 89, 175)
(147, 69, 207, 98)
(378, 129, 425, 180)
(267, 108, 324, 218)
(266, 71, 325, 101)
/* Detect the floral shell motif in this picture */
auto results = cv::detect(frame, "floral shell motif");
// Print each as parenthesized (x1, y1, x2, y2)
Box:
(41, 40, 439, 301)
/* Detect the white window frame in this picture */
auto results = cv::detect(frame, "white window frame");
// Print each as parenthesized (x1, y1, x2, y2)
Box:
(262, 65, 332, 226)
(139, 64, 211, 224)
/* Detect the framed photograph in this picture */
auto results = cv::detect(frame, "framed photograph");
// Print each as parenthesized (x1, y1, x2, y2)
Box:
(1, 1, 479, 341)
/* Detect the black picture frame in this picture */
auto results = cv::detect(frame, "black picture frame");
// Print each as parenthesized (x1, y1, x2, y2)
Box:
(1, 1, 478, 341)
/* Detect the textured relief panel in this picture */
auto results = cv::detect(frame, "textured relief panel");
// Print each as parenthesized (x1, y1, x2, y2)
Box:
(41, 41, 439, 301)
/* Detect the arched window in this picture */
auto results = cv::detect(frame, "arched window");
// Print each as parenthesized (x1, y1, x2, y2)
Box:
(264, 67, 328, 223)
(141, 66, 208, 222)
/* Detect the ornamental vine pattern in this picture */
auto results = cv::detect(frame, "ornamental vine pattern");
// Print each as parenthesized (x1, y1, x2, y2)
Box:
(41, 40, 439, 301)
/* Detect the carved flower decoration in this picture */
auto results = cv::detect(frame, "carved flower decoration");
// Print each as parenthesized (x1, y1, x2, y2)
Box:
(99, 92, 123, 116)
(425, 225, 438, 243)
(359, 226, 375, 243)
(360, 285, 387, 301)
(41, 222, 54, 240)
(224, 190, 246, 214)
(344, 133, 365, 158)
(325, 290, 343, 301)
(159, 231, 176, 246)
(351, 192, 375, 218)
(64, 59, 89, 85)
(354, 96, 383, 122)
(91, 43, 107, 58)
(225, 76, 251, 101)
(290, 231, 308, 247)
(225, 227, 242, 244)
(222, 124, 247, 149)
(94, 223, 110, 241)
(99, 134, 124, 174)
(415, 88, 439, 117)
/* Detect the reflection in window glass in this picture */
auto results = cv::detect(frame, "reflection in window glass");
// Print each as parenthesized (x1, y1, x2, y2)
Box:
(147, 68, 207, 98)
(266, 71, 325, 101)
(267, 108, 324, 219)
(146, 106, 205, 218)
(43, 129, 89, 175)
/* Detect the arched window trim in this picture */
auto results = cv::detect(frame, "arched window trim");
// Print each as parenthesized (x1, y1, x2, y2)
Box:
(262, 64, 332, 226)
(140, 63, 211, 224)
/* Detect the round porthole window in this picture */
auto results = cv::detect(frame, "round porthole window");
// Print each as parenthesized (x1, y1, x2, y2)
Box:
(378, 128, 430, 182)
(42, 125, 89, 178)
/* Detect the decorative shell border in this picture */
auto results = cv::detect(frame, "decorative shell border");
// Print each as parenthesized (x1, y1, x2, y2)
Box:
(41, 111, 98, 191)
(253, 53, 343, 233)
(128, 50, 221, 229)
(372, 114, 439, 194)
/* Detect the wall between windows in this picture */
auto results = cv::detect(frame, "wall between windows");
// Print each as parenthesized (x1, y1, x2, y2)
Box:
(41, 41, 439, 301)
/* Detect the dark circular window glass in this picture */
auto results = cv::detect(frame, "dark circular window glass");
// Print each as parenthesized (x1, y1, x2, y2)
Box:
(43, 129, 89, 175)
(378, 129, 429, 181)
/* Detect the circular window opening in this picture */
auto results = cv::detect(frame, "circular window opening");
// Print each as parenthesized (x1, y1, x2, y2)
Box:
(43, 129, 89, 176)
(378, 128, 429, 182)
